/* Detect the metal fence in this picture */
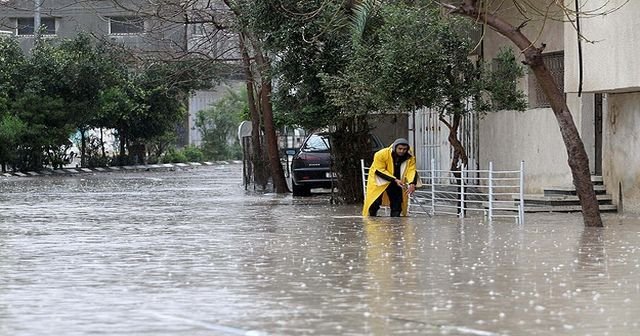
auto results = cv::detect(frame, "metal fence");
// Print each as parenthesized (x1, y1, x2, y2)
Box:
(361, 159, 525, 223)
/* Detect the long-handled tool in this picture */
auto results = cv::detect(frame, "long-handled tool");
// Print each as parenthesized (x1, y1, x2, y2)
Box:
(402, 184, 432, 217)
(410, 194, 432, 217)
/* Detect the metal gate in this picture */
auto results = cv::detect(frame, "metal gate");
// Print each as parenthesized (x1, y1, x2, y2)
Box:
(409, 107, 479, 174)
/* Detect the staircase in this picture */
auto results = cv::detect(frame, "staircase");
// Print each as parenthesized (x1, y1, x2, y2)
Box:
(514, 175, 618, 213)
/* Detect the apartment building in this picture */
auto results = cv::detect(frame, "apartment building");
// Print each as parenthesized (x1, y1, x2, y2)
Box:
(0, 0, 241, 147)
(479, 0, 640, 212)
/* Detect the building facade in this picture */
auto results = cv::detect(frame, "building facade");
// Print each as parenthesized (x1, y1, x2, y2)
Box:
(0, 0, 239, 148)
(476, 0, 639, 212)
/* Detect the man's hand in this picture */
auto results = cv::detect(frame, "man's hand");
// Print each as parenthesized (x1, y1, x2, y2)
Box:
(395, 179, 405, 188)
(406, 184, 416, 195)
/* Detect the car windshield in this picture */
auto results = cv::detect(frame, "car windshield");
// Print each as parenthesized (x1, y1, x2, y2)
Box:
(302, 134, 330, 151)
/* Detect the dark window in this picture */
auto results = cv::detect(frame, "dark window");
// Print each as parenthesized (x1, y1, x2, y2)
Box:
(16, 17, 56, 35)
(528, 51, 564, 108)
(190, 23, 204, 36)
(109, 16, 144, 34)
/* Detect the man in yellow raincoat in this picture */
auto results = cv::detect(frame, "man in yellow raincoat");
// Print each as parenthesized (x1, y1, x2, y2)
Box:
(362, 138, 418, 217)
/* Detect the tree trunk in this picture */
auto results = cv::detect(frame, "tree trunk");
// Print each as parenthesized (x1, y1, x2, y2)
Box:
(100, 128, 106, 158)
(441, 113, 468, 215)
(239, 33, 268, 189)
(441, 113, 468, 172)
(447, 1, 602, 227)
(80, 128, 86, 167)
(250, 39, 289, 193)
(332, 116, 370, 204)
(118, 128, 126, 166)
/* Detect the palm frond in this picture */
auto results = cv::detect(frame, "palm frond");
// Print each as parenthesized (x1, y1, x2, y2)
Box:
(350, 0, 380, 47)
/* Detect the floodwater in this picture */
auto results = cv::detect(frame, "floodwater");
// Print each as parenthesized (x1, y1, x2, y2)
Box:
(1, 164, 639, 336)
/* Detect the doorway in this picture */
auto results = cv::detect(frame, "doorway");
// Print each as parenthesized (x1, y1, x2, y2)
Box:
(594, 93, 603, 175)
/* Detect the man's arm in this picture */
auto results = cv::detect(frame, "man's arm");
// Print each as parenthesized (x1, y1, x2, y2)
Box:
(375, 170, 395, 182)
(371, 150, 403, 186)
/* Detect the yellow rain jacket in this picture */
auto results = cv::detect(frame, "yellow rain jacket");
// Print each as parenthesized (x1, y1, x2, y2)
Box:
(362, 145, 417, 217)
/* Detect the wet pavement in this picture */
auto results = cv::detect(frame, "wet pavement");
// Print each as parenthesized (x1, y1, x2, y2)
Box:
(1, 164, 639, 335)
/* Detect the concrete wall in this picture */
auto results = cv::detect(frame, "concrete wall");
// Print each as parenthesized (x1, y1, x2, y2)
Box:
(370, 113, 408, 148)
(479, 109, 570, 193)
(603, 92, 640, 212)
(479, 1, 573, 191)
(482, 1, 565, 60)
(565, 0, 640, 93)
(188, 80, 245, 146)
(562, 1, 640, 213)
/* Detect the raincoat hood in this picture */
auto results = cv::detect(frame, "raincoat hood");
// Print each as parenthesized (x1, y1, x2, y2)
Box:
(391, 138, 410, 150)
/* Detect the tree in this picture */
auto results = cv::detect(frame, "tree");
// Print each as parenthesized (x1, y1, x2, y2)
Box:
(11, 39, 77, 171)
(325, 2, 526, 205)
(221, 0, 291, 193)
(97, 59, 209, 165)
(0, 114, 26, 172)
(56, 33, 117, 167)
(439, 0, 603, 226)
(0, 36, 27, 171)
(240, 0, 374, 202)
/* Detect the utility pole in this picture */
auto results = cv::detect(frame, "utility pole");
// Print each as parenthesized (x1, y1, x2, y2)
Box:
(34, 0, 42, 40)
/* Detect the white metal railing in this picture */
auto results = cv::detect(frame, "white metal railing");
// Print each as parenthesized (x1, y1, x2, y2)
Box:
(361, 159, 525, 223)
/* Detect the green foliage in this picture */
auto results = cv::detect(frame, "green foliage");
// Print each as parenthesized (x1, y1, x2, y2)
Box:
(0, 37, 25, 107)
(159, 145, 206, 164)
(161, 148, 188, 163)
(484, 48, 528, 111)
(182, 145, 204, 162)
(196, 88, 246, 160)
(0, 32, 219, 170)
(12, 93, 74, 170)
(326, 4, 484, 117)
(0, 114, 26, 170)
(244, 0, 353, 130)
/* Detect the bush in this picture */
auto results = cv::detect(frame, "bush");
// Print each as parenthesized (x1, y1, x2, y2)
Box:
(161, 150, 187, 163)
(182, 145, 204, 162)
(146, 155, 159, 164)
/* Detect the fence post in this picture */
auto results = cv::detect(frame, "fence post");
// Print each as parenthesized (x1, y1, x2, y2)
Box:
(488, 161, 493, 222)
(360, 159, 366, 200)
(431, 158, 436, 216)
(519, 160, 525, 225)
(459, 163, 465, 218)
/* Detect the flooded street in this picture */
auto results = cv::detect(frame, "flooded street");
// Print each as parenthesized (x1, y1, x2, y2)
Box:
(1, 163, 639, 335)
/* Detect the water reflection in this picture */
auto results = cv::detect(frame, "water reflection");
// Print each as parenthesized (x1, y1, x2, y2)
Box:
(576, 228, 607, 283)
(363, 217, 417, 334)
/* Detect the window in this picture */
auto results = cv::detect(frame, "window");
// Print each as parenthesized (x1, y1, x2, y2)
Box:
(528, 51, 564, 108)
(303, 134, 330, 152)
(109, 16, 144, 34)
(190, 23, 204, 36)
(16, 17, 56, 35)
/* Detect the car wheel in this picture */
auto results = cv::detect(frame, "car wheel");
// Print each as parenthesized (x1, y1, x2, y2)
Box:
(292, 181, 311, 196)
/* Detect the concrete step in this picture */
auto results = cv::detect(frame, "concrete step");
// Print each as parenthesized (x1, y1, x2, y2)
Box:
(523, 204, 618, 213)
(544, 185, 607, 196)
(483, 202, 618, 213)
(513, 194, 613, 206)
(591, 175, 603, 185)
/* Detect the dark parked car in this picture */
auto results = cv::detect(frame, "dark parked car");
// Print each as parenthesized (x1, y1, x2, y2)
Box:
(290, 131, 385, 196)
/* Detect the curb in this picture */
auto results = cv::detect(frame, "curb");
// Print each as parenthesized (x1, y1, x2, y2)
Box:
(0, 160, 243, 178)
